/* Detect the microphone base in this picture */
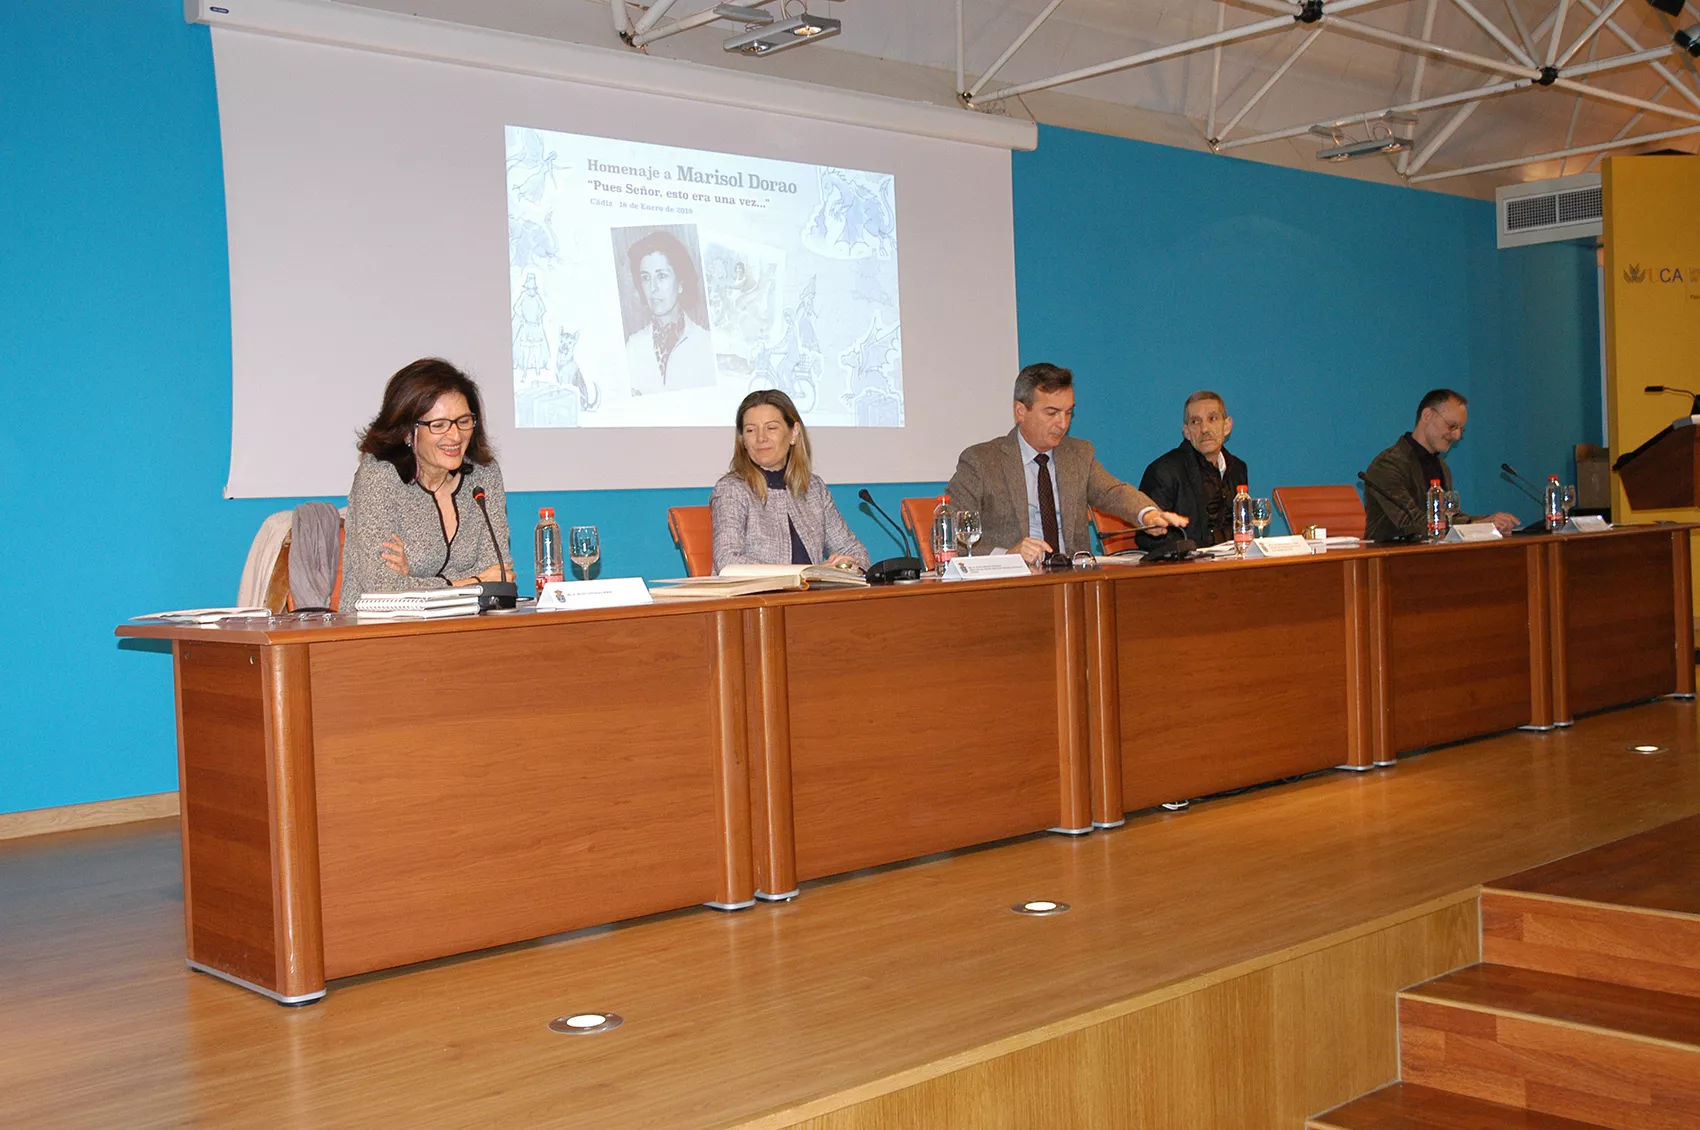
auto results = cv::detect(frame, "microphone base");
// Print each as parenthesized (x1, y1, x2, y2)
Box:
(474, 581, 519, 610)
(867, 556, 925, 585)
(1140, 538, 1197, 564)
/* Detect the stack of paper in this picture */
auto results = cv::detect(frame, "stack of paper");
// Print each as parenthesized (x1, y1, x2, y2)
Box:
(131, 607, 273, 624)
(353, 590, 482, 619)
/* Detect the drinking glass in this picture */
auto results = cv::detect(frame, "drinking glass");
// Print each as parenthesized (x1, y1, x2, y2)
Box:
(1251, 498, 1273, 540)
(1443, 490, 1462, 526)
(955, 509, 982, 557)
(569, 525, 600, 579)
(1560, 484, 1577, 520)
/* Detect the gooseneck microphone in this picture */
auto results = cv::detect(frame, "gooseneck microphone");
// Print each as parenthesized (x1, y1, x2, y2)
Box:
(1499, 463, 1545, 504)
(855, 488, 925, 585)
(1645, 385, 1700, 415)
(471, 486, 518, 609)
(857, 488, 915, 556)
(1357, 472, 1424, 543)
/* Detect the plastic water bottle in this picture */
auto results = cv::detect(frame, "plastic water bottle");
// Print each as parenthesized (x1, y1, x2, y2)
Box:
(1231, 484, 1253, 557)
(931, 494, 957, 575)
(1545, 475, 1564, 532)
(1426, 480, 1447, 541)
(535, 507, 564, 593)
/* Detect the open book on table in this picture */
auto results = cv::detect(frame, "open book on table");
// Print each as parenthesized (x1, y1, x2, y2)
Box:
(649, 562, 869, 601)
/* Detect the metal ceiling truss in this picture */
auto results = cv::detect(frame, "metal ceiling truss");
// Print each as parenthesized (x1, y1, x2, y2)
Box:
(956, 0, 1700, 183)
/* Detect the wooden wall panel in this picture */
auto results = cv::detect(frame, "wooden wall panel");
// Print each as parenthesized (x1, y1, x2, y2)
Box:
(787, 898, 1478, 1130)
(1385, 545, 1531, 753)
(1112, 563, 1350, 813)
(782, 587, 1061, 882)
(175, 642, 277, 990)
(309, 615, 728, 978)
(1563, 534, 1679, 717)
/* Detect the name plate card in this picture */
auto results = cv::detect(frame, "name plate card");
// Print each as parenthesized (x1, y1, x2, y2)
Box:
(1562, 515, 1611, 533)
(537, 578, 654, 611)
(1245, 535, 1313, 558)
(1443, 523, 1502, 543)
(942, 554, 1031, 582)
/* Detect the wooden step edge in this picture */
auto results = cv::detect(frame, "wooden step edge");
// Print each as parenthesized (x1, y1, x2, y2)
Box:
(1398, 988, 1700, 1054)
(1307, 1083, 1613, 1130)
(1481, 885, 1700, 924)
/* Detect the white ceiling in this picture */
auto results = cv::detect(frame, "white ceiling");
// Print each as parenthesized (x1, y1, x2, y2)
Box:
(333, 0, 1700, 196)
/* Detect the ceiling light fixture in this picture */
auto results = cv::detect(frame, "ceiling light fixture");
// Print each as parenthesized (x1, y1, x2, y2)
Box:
(1629, 744, 1667, 754)
(724, 13, 842, 55)
(1310, 113, 1416, 163)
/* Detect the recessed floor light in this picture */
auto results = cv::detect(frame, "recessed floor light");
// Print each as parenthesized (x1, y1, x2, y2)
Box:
(1629, 744, 1667, 754)
(548, 1012, 623, 1034)
(1011, 900, 1070, 916)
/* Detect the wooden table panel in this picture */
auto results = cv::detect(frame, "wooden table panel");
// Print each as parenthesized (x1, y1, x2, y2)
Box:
(1563, 532, 1679, 717)
(174, 642, 278, 991)
(309, 615, 730, 978)
(1111, 561, 1351, 813)
(782, 585, 1063, 882)
(1385, 544, 1532, 754)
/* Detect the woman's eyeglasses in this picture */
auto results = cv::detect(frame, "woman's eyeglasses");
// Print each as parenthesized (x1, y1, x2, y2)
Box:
(416, 414, 478, 435)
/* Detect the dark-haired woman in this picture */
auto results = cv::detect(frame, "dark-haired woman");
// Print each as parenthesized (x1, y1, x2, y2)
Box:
(710, 389, 869, 573)
(624, 230, 717, 394)
(338, 359, 514, 610)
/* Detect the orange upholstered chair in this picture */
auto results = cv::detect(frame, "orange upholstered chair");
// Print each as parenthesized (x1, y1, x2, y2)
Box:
(1272, 485, 1367, 538)
(901, 497, 940, 571)
(1091, 508, 1143, 554)
(667, 505, 715, 576)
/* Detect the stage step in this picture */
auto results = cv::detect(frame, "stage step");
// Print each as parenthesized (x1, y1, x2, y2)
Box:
(1398, 964, 1700, 1130)
(1482, 813, 1700, 1000)
(1307, 1082, 1608, 1129)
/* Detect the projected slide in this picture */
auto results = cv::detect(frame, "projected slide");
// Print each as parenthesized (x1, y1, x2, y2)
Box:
(505, 126, 904, 429)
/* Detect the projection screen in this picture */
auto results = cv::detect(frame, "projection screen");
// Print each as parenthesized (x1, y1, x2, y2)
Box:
(205, 2, 1030, 496)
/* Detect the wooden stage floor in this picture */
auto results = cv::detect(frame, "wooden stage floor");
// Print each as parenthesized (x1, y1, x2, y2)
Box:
(5, 699, 1699, 1129)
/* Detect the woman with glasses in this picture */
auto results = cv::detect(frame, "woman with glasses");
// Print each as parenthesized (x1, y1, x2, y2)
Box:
(338, 358, 514, 609)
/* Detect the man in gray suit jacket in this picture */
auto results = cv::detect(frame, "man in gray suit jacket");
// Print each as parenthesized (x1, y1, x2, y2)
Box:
(946, 363, 1187, 565)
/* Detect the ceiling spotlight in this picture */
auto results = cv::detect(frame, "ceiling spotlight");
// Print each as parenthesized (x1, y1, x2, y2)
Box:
(1629, 744, 1667, 754)
(547, 1011, 624, 1034)
(1316, 136, 1414, 162)
(1676, 25, 1700, 57)
(1011, 899, 1071, 916)
(725, 13, 842, 55)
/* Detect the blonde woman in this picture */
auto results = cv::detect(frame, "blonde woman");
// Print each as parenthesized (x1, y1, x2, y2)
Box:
(709, 389, 869, 573)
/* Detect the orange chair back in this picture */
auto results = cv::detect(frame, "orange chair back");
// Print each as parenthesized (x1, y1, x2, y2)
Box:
(901, 497, 940, 571)
(1272, 485, 1367, 538)
(668, 505, 715, 577)
(1091, 508, 1142, 553)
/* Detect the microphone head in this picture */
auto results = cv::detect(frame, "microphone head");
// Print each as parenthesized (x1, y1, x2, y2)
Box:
(857, 489, 874, 503)
(1500, 463, 1515, 474)
(1645, 385, 1665, 393)
(473, 486, 487, 504)
(1356, 471, 1368, 482)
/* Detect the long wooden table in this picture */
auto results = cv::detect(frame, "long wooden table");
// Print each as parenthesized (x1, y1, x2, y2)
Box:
(116, 525, 1694, 1003)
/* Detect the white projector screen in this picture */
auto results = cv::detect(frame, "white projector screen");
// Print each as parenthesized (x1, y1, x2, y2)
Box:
(212, 20, 1021, 496)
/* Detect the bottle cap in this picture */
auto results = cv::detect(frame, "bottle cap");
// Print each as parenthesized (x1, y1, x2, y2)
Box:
(1429, 479, 1441, 486)
(540, 507, 555, 519)
(1548, 475, 1559, 481)
(1237, 484, 1248, 493)
(939, 493, 950, 503)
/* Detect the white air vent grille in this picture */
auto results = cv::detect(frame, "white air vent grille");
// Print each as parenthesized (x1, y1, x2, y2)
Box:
(1557, 186, 1602, 224)
(1496, 172, 1602, 249)
(1506, 195, 1558, 231)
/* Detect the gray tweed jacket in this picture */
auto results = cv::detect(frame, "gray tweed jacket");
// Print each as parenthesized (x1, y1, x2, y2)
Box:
(710, 472, 870, 573)
(339, 454, 512, 609)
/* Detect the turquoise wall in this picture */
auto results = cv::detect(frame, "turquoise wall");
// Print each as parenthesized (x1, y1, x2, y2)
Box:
(0, 1, 1599, 815)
